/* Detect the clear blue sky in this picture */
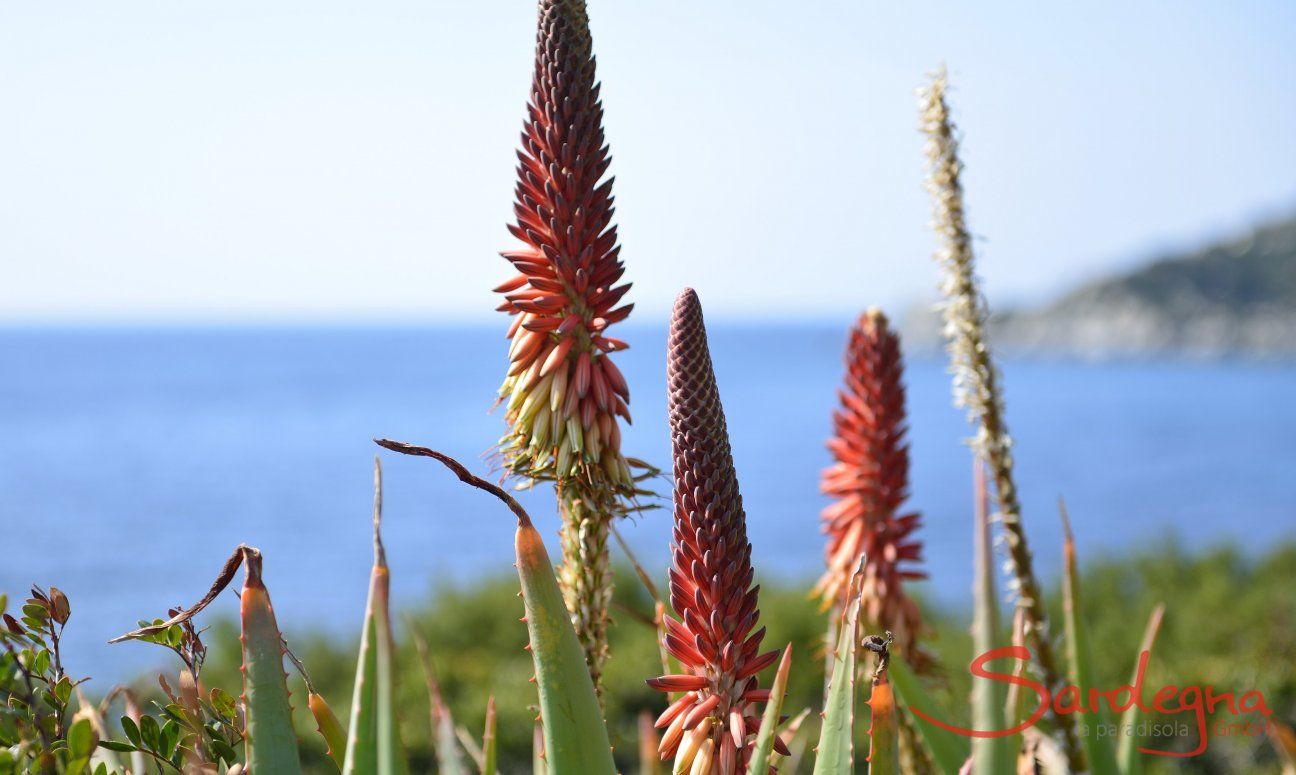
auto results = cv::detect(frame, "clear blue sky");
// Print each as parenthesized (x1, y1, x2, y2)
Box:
(2, 0, 1293, 322)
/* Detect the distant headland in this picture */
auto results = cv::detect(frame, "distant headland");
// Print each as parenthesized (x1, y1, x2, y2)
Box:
(905, 211, 1296, 359)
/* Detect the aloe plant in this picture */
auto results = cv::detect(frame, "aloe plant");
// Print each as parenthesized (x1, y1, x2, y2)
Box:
(646, 289, 786, 775)
(494, 0, 648, 696)
(342, 459, 409, 775)
(374, 439, 616, 775)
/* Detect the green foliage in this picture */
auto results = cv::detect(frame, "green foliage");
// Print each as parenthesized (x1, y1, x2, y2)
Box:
(0, 587, 89, 773)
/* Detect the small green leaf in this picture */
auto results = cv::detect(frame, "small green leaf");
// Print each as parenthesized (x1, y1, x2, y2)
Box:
(139, 714, 160, 751)
(68, 718, 95, 757)
(120, 716, 142, 749)
(55, 676, 73, 705)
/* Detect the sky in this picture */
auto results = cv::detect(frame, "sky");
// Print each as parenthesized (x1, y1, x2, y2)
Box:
(1, 1, 1294, 323)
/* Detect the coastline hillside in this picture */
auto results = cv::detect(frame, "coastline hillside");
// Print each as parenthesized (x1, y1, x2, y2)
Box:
(908, 211, 1296, 358)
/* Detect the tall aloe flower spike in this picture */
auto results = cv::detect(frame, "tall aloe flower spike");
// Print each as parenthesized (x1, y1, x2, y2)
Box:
(920, 68, 1086, 772)
(815, 309, 929, 670)
(647, 289, 786, 775)
(495, 0, 639, 690)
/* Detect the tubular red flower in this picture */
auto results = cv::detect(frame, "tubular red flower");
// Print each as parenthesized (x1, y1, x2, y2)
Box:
(815, 309, 928, 668)
(495, 0, 633, 491)
(649, 289, 780, 774)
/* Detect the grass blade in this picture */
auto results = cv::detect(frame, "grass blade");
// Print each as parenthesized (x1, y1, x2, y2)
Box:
(375, 440, 615, 775)
(748, 644, 793, 774)
(1116, 603, 1165, 774)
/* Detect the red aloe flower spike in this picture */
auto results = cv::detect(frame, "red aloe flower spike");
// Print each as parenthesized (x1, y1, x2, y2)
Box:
(497, 0, 633, 487)
(494, 0, 648, 695)
(815, 309, 930, 670)
(649, 289, 782, 775)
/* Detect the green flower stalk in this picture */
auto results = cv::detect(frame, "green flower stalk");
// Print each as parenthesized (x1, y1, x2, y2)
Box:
(919, 67, 1086, 772)
(494, 0, 643, 692)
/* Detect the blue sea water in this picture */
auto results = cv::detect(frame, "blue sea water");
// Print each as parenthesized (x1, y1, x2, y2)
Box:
(1, 324, 1293, 683)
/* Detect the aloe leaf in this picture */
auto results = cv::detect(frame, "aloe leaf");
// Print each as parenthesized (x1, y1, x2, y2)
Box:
(779, 708, 814, 773)
(284, 636, 347, 770)
(814, 561, 866, 774)
(409, 622, 470, 775)
(1116, 603, 1165, 774)
(867, 674, 900, 775)
(240, 550, 304, 774)
(748, 644, 793, 774)
(343, 458, 410, 775)
(888, 656, 968, 774)
(971, 462, 1014, 775)
(374, 440, 615, 775)
(308, 691, 347, 770)
(1060, 503, 1118, 775)
(482, 697, 497, 775)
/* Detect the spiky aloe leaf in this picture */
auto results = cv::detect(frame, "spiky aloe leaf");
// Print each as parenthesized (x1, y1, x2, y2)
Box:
(285, 635, 347, 770)
(240, 551, 303, 774)
(867, 676, 900, 775)
(481, 697, 497, 775)
(342, 459, 409, 775)
(888, 657, 967, 774)
(814, 561, 866, 775)
(374, 440, 615, 775)
(748, 645, 793, 774)
(309, 692, 347, 770)
(1116, 604, 1165, 775)
(1058, 504, 1118, 775)
(109, 546, 302, 774)
(971, 462, 1014, 775)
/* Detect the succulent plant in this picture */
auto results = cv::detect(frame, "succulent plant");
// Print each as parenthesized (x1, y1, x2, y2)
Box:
(646, 289, 785, 775)
(815, 309, 928, 671)
(493, 0, 645, 693)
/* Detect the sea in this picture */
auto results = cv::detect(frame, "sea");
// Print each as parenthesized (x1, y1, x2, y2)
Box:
(1, 324, 1293, 684)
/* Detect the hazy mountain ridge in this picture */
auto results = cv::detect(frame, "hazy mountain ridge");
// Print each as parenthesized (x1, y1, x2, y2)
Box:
(907, 213, 1296, 358)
